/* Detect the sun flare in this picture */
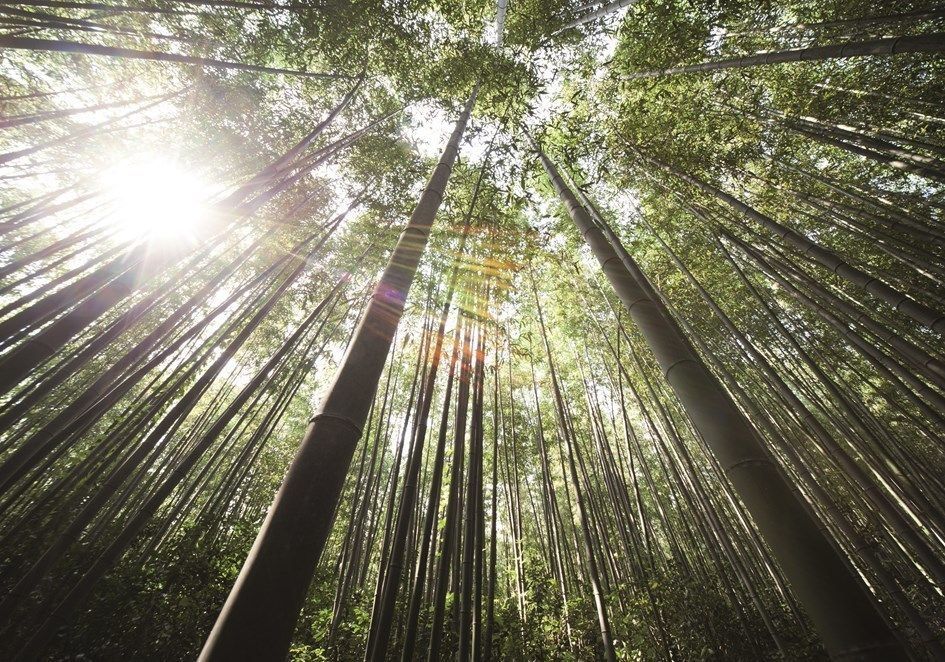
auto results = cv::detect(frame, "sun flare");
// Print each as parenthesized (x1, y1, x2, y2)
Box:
(101, 156, 211, 242)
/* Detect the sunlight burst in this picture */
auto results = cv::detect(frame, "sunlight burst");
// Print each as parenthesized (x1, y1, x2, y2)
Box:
(101, 157, 211, 242)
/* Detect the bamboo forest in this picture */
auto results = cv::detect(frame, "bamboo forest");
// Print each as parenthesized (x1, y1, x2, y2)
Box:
(3, 0, 945, 660)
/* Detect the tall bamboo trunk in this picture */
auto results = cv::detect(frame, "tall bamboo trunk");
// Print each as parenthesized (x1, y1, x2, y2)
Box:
(535, 290, 618, 662)
(368, 126, 496, 660)
(199, 88, 477, 662)
(636, 149, 945, 333)
(0, 36, 347, 78)
(624, 33, 945, 79)
(556, 0, 636, 32)
(400, 322, 462, 661)
(532, 138, 905, 661)
(428, 315, 474, 661)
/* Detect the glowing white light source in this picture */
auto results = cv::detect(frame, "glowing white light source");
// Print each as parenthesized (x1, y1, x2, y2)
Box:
(101, 156, 211, 242)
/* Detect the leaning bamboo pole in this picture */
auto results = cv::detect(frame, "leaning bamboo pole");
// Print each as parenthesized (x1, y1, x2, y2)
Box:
(199, 88, 477, 662)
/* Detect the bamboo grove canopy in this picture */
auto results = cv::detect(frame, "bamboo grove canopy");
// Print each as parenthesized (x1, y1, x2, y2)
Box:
(0, 0, 944, 659)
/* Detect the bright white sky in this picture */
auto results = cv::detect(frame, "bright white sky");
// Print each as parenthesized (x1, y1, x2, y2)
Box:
(405, 102, 454, 160)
